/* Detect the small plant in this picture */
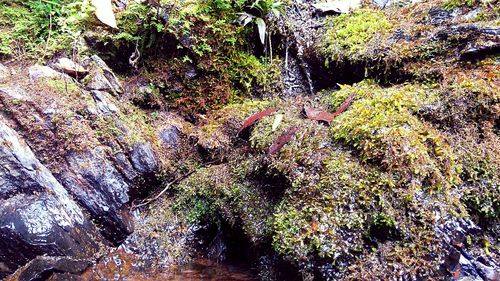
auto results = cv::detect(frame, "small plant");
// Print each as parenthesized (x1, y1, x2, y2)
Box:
(238, 0, 284, 45)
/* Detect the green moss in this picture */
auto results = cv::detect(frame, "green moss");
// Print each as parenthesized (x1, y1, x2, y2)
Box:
(46, 78, 80, 93)
(322, 9, 393, 65)
(443, 0, 477, 9)
(324, 81, 460, 188)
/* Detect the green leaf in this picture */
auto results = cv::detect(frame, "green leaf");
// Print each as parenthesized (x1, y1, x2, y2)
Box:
(272, 113, 283, 131)
(255, 17, 266, 45)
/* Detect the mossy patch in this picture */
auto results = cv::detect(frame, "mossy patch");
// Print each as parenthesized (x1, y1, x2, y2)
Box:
(323, 81, 460, 189)
(322, 8, 393, 65)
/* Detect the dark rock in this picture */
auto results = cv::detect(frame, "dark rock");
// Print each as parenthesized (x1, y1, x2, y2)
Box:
(460, 41, 500, 61)
(0, 119, 100, 278)
(428, 8, 457, 26)
(130, 142, 158, 175)
(90, 90, 119, 115)
(160, 126, 181, 148)
(8, 256, 91, 281)
(60, 147, 134, 244)
(437, 218, 500, 281)
(84, 55, 123, 95)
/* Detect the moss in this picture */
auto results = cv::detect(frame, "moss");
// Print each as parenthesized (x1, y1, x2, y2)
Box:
(322, 9, 393, 65)
(46, 78, 80, 93)
(323, 81, 460, 189)
(0, 1, 93, 58)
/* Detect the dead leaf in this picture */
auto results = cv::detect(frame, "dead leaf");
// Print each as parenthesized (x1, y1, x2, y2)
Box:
(92, 0, 117, 28)
(304, 103, 336, 123)
(304, 94, 356, 124)
(333, 94, 356, 117)
(238, 108, 278, 135)
(268, 126, 299, 155)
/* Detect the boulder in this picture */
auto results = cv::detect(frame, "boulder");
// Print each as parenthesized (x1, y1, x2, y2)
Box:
(53, 57, 89, 77)
(59, 147, 135, 244)
(90, 90, 119, 114)
(0, 118, 101, 278)
(83, 55, 123, 95)
(28, 65, 70, 82)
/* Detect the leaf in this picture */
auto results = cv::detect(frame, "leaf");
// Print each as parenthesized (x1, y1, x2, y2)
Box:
(255, 17, 266, 45)
(304, 103, 336, 123)
(238, 12, 253, 26)
(238, 108, 278, 135)
(303, 94, 356, 124)
(92, 0, 117, 29)
(272, 113, 283, 131)
(268, 126, 299, 155)
(333, 94, 356, 117)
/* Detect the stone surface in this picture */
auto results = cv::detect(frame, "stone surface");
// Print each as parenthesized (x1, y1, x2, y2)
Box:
(28, 64, 69, 82)
(0, 118, 101, 278)
(6, 256, 92, 281)
(90, 90, 119, 114)
(130, 142, 159, 175)
(0, 87, 31, 101)
(53, 57, 89, 77)
(160, 126, 181, 148)
(84, 55, 123, 95)
(0, 63, 9, 80)
(60, 147, 135, 244)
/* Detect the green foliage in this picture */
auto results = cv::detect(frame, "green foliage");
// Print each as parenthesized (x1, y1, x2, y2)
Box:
(443, 0, 478, 9)
(0, 0, 93, 58)
(322, 8, 392, 65)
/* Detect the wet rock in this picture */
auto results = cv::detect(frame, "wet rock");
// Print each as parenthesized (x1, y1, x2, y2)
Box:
(90, 90, 119, 114)
(428, 7, 459, 25)
(6, 256, 92, 281)
(60, 147, 134, 244)
(460, 41, 500, 61)
(53, 57, 89, 77)
(437, 218, 500, 281)
(0, 63, 9, 80)
(0, 119, 100, 278)
(83, 55, 123, 95)
(130, 142, 158, 175)
(159, 126, 181, 148)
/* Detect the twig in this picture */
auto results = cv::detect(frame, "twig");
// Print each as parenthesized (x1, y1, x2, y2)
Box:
(133, 170, 195, 209)
(43, 13, 53, 60)
(132, 160, 221, 209)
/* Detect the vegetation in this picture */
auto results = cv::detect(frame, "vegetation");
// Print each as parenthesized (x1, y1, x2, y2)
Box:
(322, 8, 393, 65)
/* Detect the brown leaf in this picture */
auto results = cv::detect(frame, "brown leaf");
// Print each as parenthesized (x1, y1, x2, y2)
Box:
(238, 108, 278, 135)
(268, 126, 299, 155)
(304, 103, 336, 123)
(333, 94, 356, 117)
(303, 94, 356, 124)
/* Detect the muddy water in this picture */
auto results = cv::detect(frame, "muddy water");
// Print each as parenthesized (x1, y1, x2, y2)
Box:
(80, 249, 256, 281)
(165, 259, 256, 281)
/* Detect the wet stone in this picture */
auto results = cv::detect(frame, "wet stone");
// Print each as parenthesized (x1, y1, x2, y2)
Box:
(130, 142, 158, 175)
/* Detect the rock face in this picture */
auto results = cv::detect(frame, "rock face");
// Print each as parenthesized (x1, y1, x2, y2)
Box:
(0, 118, 101, 278)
